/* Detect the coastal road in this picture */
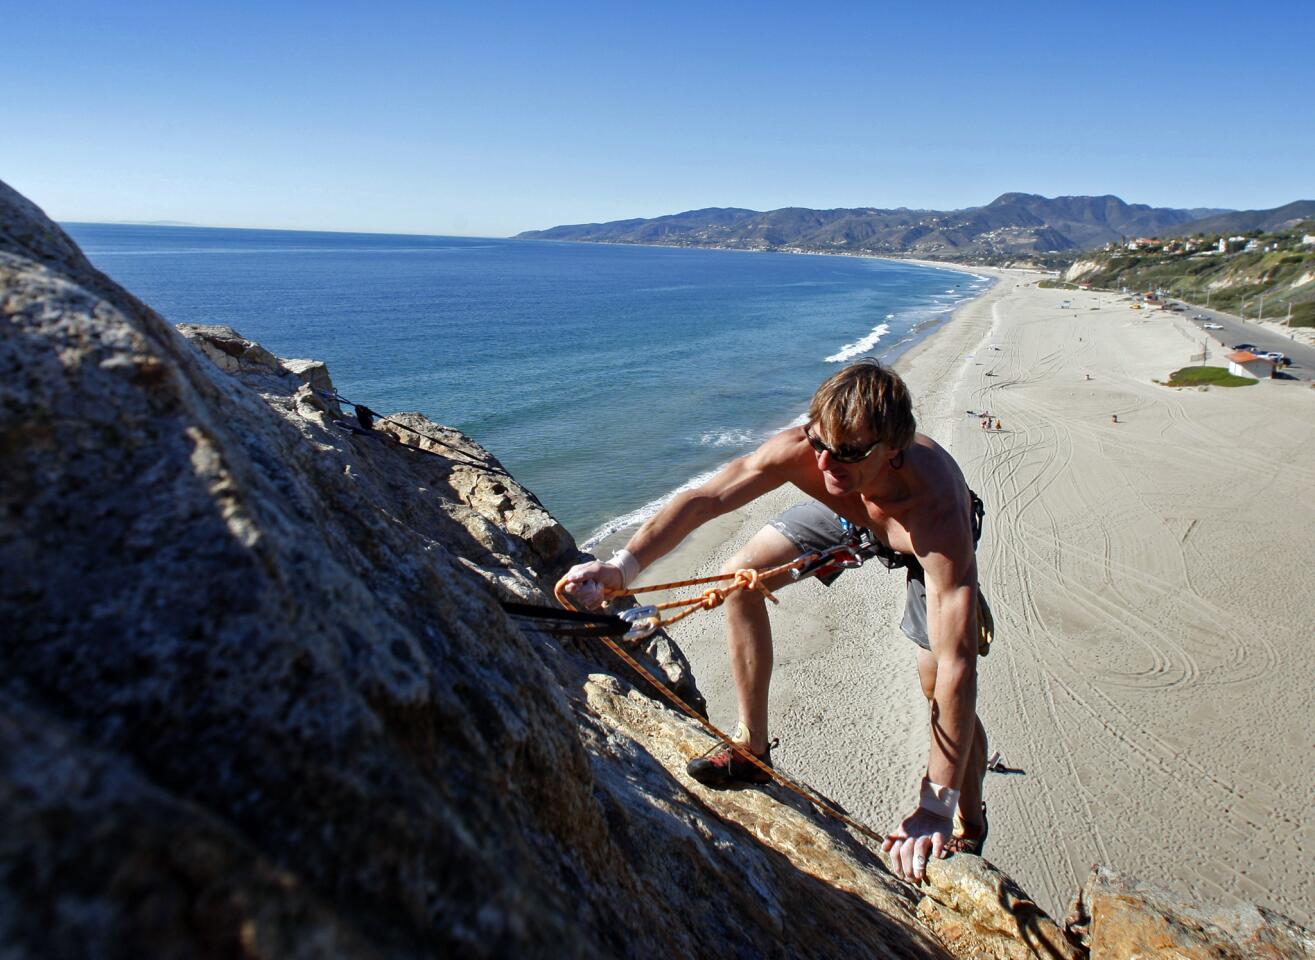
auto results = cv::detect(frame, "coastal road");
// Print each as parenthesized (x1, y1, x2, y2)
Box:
(1170, 300, 1315, 381)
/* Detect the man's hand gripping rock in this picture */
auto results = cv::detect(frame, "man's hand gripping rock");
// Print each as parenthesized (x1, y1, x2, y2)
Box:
(559, 548, 641, 610)
(882, 777, 959, 883)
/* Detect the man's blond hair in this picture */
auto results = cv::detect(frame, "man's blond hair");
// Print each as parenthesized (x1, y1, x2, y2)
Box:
(808, 358, 916, 451)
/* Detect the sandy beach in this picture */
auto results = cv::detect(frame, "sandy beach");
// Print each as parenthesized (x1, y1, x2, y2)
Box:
(628, 266, 1315, 925)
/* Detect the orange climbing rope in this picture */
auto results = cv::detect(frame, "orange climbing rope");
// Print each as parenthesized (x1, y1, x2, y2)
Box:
(551, 554, 892, 850)
(552, 544, 870, 639)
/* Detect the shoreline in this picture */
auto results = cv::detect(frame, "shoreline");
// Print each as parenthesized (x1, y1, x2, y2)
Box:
(634, 260, 1010, 594)
(611, 270, 1315, 926)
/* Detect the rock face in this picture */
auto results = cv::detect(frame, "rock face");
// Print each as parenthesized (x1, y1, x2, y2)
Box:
(2, 178, 1310, 959)
(1066, 868, 1315, 959)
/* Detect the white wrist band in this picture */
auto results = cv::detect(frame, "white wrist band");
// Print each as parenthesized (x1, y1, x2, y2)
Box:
(917, 777, 960, 819)
(607, 548, 641, 588)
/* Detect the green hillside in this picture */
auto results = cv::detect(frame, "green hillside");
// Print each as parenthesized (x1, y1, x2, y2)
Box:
(1064, 223, 1315, 327)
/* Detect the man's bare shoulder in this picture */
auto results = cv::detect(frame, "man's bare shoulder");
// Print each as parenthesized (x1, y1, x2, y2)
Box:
(901, 437, 974, 555)
(745, 425, 812, 474)
(904, 436, 969, 502)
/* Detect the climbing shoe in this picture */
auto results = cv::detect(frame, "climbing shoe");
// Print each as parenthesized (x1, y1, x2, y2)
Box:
(686, 738, 775, 787)
(946, 803, 989, 856)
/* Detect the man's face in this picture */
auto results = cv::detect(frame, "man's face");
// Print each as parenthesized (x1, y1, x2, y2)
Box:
(805, 422, 886, 495)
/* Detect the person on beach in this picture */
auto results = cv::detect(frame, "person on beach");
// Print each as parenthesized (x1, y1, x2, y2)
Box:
(561, 359, 990, 883)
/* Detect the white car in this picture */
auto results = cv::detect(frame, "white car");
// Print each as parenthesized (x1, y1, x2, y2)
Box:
(1202, 322, 1223, 330)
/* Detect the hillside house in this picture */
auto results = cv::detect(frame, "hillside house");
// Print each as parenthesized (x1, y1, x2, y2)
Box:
(1227, 351, 1276, 379)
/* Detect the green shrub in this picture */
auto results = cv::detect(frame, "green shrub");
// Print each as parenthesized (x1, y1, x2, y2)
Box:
(1163, 366, 1257, 388)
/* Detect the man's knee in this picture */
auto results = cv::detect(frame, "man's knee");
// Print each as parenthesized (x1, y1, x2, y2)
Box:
(718, 526, 800, 591)
(718, 548, 755, 579)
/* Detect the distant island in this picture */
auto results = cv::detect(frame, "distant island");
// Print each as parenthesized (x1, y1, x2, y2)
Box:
(516, 194, 1315, 265)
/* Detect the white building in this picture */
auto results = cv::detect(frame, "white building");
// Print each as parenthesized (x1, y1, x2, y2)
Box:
(1227, 351, 1276, 379)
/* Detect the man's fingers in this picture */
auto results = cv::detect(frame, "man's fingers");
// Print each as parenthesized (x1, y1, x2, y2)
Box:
(882, 827, 908, 855)
(887, 839, 903, 877)
(931, 830, 947, 861)
(912, 836, 933, 882)
(886, 837, 907, 877)
(899, 837, 916, 879)
(564, 579, 604, 609)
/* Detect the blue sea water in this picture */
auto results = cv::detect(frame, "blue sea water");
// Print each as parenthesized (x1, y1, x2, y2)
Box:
(64, 223, 989, 543)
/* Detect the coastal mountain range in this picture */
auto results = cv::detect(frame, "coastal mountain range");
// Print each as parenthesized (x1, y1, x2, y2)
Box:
(516, 194, 1315, 260)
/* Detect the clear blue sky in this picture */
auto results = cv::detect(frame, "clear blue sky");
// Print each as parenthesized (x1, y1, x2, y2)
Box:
(6, 1, 1312, 237)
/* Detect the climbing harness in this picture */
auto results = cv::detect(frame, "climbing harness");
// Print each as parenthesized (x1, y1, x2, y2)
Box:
(318, 390, 509, 476)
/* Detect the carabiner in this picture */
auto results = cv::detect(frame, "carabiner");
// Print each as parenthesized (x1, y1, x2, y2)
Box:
(620, 605, 662, 642)
(831, 546, 865, 569)
(791, 545, 864, 580)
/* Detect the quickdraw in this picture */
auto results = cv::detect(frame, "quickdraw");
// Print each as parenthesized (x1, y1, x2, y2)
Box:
(790, 542, 869, 581)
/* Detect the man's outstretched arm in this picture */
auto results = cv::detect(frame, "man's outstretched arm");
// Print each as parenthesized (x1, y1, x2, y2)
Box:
(883, 514, 979, 882)
(560, 436, 794, 608)
(925, 576, 979, 794)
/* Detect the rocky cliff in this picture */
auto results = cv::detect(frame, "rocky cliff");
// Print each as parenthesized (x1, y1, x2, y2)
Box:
(3, 179, 1311, 959)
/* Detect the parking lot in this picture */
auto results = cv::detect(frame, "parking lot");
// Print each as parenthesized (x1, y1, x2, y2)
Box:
(1172, 302, 1315, 381)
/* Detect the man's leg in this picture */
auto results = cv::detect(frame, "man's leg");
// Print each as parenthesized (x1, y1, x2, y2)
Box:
(915, 648, 987, 836)
(718, 525, 808, 754)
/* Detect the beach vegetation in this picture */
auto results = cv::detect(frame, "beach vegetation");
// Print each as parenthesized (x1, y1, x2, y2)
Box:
(1063, 223, 1315, 327)
(1161, 366, 1257, 388)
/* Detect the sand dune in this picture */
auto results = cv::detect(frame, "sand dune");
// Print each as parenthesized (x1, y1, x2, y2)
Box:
(635, 268, 1315, 925)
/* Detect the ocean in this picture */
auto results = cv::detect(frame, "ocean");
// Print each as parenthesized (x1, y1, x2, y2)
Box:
(64, 223, 989, 545)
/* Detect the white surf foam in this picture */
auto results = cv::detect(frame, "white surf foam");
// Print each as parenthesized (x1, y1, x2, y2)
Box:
(581, 466, 725, 550)
(699, 428, 757, 447)
(825, 322, 890, 363)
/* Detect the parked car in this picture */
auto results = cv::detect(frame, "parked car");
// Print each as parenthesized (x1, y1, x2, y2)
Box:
(1264, 352, 1292, 366)
(1202, 322, 1223, 330)
(1192, 314, 1207, 320)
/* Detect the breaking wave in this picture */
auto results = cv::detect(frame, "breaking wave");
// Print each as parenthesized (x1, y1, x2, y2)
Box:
(826, 321, 891, 363)
(581, 466, 725, 551)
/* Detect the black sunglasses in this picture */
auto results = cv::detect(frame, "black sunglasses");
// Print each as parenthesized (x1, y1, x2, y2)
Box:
(804, 424, 882, 464)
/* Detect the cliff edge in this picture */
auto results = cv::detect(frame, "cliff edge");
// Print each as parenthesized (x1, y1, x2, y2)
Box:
(2, 180, 1310, 959)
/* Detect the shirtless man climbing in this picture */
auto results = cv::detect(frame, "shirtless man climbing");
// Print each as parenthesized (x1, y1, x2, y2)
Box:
(562, 359, 989, 883)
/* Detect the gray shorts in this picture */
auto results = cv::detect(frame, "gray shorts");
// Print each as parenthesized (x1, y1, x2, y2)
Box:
(769, 500, 933, 650)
